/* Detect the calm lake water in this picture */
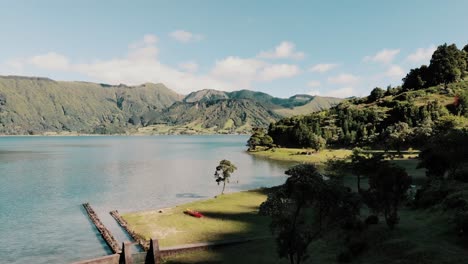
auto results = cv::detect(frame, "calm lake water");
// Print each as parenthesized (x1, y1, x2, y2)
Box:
(0, 135, 291, 264)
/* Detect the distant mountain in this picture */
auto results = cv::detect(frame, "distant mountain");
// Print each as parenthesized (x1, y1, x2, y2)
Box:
(146, 99, 280, 133)
(183, 89, 229, 103)
(181, 89, 343, 117)
(0, 75, 341, 134)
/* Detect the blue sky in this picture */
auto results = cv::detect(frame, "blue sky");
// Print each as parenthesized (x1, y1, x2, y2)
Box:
(0, 0, 467, 97)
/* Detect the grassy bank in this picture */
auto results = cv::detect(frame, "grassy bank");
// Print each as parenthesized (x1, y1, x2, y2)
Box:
(250, 148, 424, 181)
(249, 148, 352, 163)
(123, 186, 468, 264)
(122, 189, 272, 248)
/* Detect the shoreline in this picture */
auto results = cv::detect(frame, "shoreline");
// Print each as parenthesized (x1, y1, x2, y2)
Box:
(0, 133, 251, 137)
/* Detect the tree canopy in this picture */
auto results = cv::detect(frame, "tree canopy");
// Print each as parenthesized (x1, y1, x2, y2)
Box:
(214, 159, 237, 195)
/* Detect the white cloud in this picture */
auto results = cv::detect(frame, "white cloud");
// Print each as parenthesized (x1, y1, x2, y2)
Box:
(257, 41, 305, 60)
(2, 34, 303, 94)
(308, 87, 355, 98)
(406, 45, 436, 63)
(127, 34, 159, 60)
(143, 34, 158, 44)
(179, 61, 199, 73)
(28, 52, 70, 71)
(309, 63, 339, 73)
(258, 64, 301, 81)
(328, 73, 360, 85)
(364, 48, 400, 64)
(307, 80, 321, 88)
(211, 56, 265, 87)
(211, 57, 300, 85)
(170, 30, 203, 43)
(385, 65, 405, 78)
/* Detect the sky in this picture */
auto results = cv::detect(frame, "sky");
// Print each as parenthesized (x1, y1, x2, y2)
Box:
(0, 0, 467, 98)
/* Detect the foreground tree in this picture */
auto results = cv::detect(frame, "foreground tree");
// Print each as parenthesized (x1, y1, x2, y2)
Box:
(365, 163, 411, 229)
(260, 164, 360, 264)
(214, 160, 237, 195)
(418, 128, 468, 179)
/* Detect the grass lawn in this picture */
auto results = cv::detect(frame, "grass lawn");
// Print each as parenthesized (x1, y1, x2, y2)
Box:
(122, 189, 272, 248)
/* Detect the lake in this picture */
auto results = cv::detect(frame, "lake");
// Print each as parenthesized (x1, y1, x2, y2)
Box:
(0, 135, 291, 264)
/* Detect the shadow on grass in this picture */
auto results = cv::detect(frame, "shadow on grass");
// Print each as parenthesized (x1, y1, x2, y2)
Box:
(160, 189, 285, 264)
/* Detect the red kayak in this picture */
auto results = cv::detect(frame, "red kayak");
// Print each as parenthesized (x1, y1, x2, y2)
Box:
(184, 208, 204, 218)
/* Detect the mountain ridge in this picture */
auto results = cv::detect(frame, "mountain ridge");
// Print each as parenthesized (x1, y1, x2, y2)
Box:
(0, 75, 342, 134)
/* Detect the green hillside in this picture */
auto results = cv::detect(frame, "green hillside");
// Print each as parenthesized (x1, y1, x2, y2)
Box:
(0, 76, 182, 134)
(273, 96, 343, 116)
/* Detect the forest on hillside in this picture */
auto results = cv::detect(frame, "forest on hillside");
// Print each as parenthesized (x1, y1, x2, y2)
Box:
(249, 43, 468, 153)
(249, 43, 468, 264)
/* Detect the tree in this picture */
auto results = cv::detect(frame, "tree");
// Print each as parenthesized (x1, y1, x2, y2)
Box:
(402, 65, 429, 90)
(368, 87, 386, 102)
(214, 160, 237, 195)
(260, 164, 361, 264)
(260, 134, 274, 148)
(366, 163, 411, 229)
(418, 128, 468, 179)
(247, 128, 274, 151)
(383, 122, 412, 156)
(247, 135, 261, 151)
(455, 90, 468, 117)
(463, 44, 468, 71)
(427, 44, 466, 85)
(310, 134, 326, 152)
(349, 148, 383, 192)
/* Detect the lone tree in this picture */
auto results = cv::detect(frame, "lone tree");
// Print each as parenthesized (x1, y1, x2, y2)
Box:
(214, 159, 237, 195)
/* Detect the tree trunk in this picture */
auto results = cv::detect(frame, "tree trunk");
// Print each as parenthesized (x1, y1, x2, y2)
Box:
(221, 181, 226, 195)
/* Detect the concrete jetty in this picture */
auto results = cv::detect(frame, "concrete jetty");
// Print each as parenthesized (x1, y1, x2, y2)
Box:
(110, 210, 149, 250)
(82, 203, 121, 254)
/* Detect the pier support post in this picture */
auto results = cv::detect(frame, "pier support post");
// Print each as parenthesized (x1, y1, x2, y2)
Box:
(145, 238, 160, 264)
(119, 242, 133, 264)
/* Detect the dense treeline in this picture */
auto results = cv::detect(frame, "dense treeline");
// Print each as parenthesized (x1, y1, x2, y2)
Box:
(250, 43, 468, 151)
(260, 126, 468, 264)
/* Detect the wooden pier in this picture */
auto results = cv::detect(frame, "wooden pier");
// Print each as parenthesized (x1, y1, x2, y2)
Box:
(82, 203, 121, 254)
(110, 210, 149, 250)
